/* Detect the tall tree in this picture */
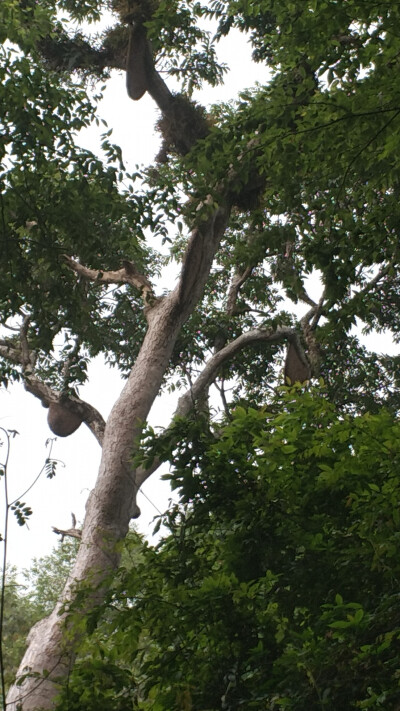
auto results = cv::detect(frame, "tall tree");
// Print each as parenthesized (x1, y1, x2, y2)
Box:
(1, 0, 400, 708)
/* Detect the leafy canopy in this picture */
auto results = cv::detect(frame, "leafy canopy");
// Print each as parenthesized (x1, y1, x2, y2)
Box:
(1, 0, 400, 408)
(56, 388, 400, 710)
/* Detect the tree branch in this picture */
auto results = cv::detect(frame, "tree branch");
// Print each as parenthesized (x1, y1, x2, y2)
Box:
(136, 325, 294, 487)
(38, 27, 128, 73)
(52, 513, 82, 541)
(52, 525, 82, 541)
(351, 261, 394, 302)
(0, 341, 22, 364)
(177, 324, 290, 410)
(63, 256, 154, 300)
(226, 265, 253, 316)
(177, 202, 231, 310)
(25, 375, 106, 445)
(0, 326, 106, 445)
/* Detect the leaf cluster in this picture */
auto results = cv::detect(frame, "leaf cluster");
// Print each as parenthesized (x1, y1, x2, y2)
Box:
(55, 388, 400, 710)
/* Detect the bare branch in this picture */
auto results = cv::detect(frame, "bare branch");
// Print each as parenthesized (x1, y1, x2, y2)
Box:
(226, 265, 253, 316)
(183, 324, 290, 406)
(310, 290, 327, 330)
(214, 378, 231, 419)
(63, 256, 154, 300)
(52, 526, 82, 541)
(297, 288, 318, 308)
(177, 203, 231, 310)
(0, 341, 22, 364)
(297, 293, 326, 377)
(210, 263, 256, 354)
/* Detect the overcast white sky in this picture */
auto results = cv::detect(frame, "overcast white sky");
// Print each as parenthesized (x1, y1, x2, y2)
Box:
(1, 27, 398, 573)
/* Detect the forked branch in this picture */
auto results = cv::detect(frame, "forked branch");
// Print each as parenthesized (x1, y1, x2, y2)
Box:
(63, 256, 154, 301)
(136, 325, 296, 487)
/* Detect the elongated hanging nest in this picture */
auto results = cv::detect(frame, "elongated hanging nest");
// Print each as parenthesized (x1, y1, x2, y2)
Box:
(284, 341, 311, 385)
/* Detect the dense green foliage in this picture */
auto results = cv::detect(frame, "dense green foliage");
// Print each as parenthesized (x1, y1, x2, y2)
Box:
(2, 0, 400, 708)
(2, 0, 400, 399)
(1, 567, 39, 695)
(1, 541, 78, 696)
(57, 389, 400, 710)
(22, 539, 79, 617)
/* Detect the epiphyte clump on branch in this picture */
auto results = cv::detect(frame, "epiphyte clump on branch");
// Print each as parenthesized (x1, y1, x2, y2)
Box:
(156, 94, 210, 160)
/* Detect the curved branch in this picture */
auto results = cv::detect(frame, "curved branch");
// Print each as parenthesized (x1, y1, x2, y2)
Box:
(226, 265, 253, 316)
(136, 325, 294, 487)
(177, 202, 231, 309)
(63, 256, 154, 299)
(297, 294, 326, 377)
(350, 261, 394, 304)
(176, 326, 293, 415)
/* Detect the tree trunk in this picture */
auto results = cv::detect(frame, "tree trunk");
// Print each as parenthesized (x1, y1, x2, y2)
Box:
(6, 206, 230, 710)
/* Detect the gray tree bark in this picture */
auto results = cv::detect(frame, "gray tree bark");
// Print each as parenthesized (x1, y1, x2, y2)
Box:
(5, 199, 231, 709)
